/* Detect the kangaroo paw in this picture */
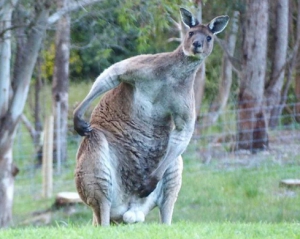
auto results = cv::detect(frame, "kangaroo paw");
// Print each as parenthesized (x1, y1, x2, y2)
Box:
(74, 116, 92, 136)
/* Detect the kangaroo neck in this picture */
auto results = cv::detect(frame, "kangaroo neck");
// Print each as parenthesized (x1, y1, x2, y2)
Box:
(171, 45, 205, 80)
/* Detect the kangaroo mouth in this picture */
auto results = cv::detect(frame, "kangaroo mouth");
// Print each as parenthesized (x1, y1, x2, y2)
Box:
(192, 47, 204, 55)
(190, 48, 204, 59)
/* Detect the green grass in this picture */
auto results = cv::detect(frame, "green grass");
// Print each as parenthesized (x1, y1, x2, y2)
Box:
(2, 222, 300, 239)
(178, 162, 300, 223)
(10, 82, 300, 235)
(12, 142, 300, 226)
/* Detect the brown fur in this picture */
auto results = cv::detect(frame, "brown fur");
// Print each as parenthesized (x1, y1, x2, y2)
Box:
(73, 8, 229, 226)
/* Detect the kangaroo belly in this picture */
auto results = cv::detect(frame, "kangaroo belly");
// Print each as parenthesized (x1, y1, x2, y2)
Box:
(90, 84, 173, 193)
(75, 129, 170, 222)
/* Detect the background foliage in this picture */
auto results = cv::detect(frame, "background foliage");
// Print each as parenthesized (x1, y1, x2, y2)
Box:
(2, 0, 300, 231)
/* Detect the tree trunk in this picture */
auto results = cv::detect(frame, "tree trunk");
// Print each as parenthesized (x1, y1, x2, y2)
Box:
(203, 11, 239, 127)
(296, 72, 300, 122)
(0, 0, 104, 228)
(193, 0, 206, 120)
(0, 0, 19, 228)
(194, 64, 206, 120)
(0, 147, 19, 228)
(264, 0, 289, 128)
(237, 0, 269, 152)
(0, 0, 18, 117)
(52, 0, 71, 166)
(34, 58, 43, 147)
(0, 0, 51, 227)
(274, 0, 300, 126)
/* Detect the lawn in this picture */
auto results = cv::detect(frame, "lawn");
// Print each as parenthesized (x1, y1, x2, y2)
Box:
(9, 82, 300, 237)
(12, 139, 300, 226)
(2, 222, 300, 239)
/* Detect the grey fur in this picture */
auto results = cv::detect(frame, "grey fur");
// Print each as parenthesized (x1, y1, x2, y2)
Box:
(74, 8, 229, 226)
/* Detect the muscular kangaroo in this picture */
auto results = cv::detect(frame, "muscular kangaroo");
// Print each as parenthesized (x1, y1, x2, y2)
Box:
(74, 8, 229, 226)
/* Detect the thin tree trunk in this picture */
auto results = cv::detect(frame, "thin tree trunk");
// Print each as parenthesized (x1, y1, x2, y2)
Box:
(193, 0, 206, 120)
(52, 0, 70, 165)
(0, 0, 18, 118)
(0, 147, 19, 228)
(0, 0, 19, 228)
(237, 0, 269, 152)
(264, 0, 289, 128)
(34, 58, 43, 147)
(203, 11, 239, 127)
(274, 0, 300, 125)
(194, 64, 205, 120)
(296, 72, 300, 122)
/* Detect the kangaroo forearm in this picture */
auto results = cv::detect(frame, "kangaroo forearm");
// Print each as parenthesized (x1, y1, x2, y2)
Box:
(74, 68, 120, 119)
(151, 131, 192, 180)
(73, 67, 122, 136)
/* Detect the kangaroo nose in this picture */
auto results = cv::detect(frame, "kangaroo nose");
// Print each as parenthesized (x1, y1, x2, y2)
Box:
(193, 41, 202, 48)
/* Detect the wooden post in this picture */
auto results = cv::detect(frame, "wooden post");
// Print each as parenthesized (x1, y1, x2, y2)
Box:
(42, 115, 54, 198)
(56, 101, 61, 174)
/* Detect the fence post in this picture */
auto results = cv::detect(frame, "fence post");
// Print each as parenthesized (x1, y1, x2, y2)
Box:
(42, 115, 54, 198)
(56, 101, 61, 174)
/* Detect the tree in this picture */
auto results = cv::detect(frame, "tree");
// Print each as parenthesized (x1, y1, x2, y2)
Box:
(277, 0, 300, 125)
(264, 0, 289, 128)
(236, 0, 269, 151)
(193, 0, 206, 120)
(0, 0, 52, 227)
(52, 0, 71, 168)
(296, 69, 300, 122)
(0, 0, 104, 228)
(202, 10, 239, 127)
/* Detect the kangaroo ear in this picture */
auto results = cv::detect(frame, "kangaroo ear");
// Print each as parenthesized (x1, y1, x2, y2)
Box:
(208, 15, 230, 35)
(180, 8, 199, 28)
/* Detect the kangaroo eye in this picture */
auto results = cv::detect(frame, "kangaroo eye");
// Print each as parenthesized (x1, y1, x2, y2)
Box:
(207, 36, 212, 42)
(189, 31, 194, 37)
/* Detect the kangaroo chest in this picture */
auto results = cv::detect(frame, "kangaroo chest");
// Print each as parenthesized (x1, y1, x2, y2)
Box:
(90, 84, 172, 190)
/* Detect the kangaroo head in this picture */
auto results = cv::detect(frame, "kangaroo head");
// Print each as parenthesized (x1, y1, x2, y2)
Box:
(180, 8, 229, 59)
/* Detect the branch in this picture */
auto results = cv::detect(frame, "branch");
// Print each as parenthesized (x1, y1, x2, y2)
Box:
(21, 114, 36, 140)
(215, 36, 241, 75)
(0, 24, 28, 38)
(167, 37, 181, 43)
(47, 0, 103, 25)
(70, 34, 97, 49)
(169, 17, 181, 31)
(109, 45, 131, 55)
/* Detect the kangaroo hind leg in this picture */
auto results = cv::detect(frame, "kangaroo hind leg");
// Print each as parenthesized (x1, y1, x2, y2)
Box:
(91, 197, 111, 226)
(158, 156, 183, 225)
(76, 130, 113, 226)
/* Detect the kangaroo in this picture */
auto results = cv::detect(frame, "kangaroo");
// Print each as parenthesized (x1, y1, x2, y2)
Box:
(74, 8, 229, 226)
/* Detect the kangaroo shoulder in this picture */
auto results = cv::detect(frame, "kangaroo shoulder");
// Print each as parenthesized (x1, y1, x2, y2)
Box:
(111, 53, 169, 82)
(121, 52, 173, 70)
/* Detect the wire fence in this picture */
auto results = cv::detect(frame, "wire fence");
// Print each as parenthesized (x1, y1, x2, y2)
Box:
(13, 100, 300, 211)
(193, 101, 300, 166)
